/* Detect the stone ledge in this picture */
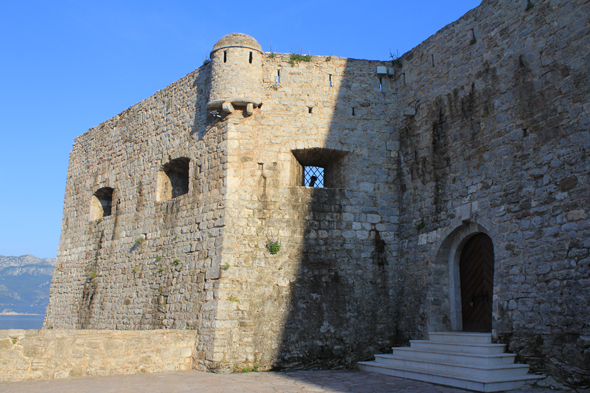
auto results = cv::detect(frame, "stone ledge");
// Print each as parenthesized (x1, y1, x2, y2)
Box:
(0, 329, 198, 382)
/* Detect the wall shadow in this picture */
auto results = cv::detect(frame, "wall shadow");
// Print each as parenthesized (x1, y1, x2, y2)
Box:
(270, 57, 405, 370)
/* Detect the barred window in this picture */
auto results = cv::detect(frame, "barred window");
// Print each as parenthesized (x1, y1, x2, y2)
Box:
(303, 166, 324, 188)
(291, 148, 347, 189)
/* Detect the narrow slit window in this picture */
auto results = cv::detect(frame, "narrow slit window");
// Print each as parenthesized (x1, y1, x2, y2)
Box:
(379, 77, 383, 91)
(303, 166, 324, 188)
(277, 70, 281, 83)
(308, 106, 313, 114)
(329, 74, 332, 87)
(249, 51, 253, 64)
(432, 54, 435, 67)
(224, 50, 227, 63)
(352, 108, 356, 116)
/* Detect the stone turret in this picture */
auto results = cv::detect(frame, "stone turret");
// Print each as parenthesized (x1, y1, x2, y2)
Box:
(207, 33, 263, 116)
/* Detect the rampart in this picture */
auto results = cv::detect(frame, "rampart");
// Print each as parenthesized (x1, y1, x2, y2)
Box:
(0, 329, 195, 382)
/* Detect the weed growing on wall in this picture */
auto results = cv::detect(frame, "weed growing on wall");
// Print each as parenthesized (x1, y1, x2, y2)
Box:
(267, 238, 281, 255)
(416, 218, 425, 233)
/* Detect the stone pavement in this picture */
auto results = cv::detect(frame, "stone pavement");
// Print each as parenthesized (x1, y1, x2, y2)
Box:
(0, 369, 568, 393)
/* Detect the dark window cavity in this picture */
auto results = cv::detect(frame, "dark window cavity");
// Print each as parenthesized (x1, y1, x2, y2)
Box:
(157, 157, 190, 201)
(224, 50, 227, 63)
(249, 51, 253, 64)
(90, 187, 114, 220)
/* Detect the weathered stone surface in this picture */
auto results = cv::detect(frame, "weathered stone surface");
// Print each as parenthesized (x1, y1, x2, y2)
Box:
(39, 0, 590, 388)
(0, 329, 196, 382)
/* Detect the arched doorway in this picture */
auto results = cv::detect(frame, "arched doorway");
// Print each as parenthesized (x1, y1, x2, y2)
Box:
(459, 233, 494, 332)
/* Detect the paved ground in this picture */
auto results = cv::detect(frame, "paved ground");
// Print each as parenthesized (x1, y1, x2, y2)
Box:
(0, 369, 569, 393)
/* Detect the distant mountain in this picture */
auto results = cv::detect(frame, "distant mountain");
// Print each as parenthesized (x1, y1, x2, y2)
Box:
(0, 254, 55, 315)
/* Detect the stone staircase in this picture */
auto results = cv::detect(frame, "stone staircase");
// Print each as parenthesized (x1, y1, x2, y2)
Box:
(358, 332, 545, 392)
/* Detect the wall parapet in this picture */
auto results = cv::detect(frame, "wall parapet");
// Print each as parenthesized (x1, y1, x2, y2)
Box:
(0, 329, 197, 382)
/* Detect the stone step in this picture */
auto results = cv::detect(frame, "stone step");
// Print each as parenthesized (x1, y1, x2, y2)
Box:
(409, 340, 507, 354)
(373, 354, 530, 379)
(428, 331, 491, 345)
(386, 348, 517, 367)
(358, 361, 545, 393)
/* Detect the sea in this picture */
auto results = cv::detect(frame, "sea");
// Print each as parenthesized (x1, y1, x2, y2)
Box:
(0, 315, 45, 330)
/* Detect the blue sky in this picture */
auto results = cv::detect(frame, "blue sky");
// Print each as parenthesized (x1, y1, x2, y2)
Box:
(0, 0, 480, 258)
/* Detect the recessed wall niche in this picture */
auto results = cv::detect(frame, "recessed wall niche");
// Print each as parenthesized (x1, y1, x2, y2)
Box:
(157, 157, 190, 201)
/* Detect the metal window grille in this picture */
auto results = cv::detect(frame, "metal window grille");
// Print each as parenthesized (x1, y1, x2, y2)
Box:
(303, 166, 324, 188)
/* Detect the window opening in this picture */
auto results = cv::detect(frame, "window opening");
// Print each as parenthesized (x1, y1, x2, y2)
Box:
(249, 51, 253, 64)
(304, 166, 324, 188)
(157, 157, 190, 201)
(224, 50, 227, 63)
(379, 77, 383, 91)
(90, 187, 114, 220)
(308, 106, 313, 114)
(277, 70, 281, 83)
(291, 148, 348, 189)
(329, 74, 332, 87)
(352, 107, 356, 116)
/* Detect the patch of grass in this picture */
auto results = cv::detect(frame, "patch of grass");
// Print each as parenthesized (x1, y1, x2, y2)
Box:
(97, 218, 103, 224)
(158, 267, 165, 273)
(241, 368, 250, 373)
(525, 1, 534, 11)
(267, 52, 276, 59)
(269, 83, 279, 91)
(325, 56, 332, 62)
(470, 37, 477, 45)
(135, 237, 145, 246)
(290, 54, 312, 62)
(415, 218, 425, 233)
(88, 271, 97, 279)
(222, 262, 230, 271)
(253, 366, 259, 372)
(203, 59, 211, 66)
(133, 267, 137, 274)
(390, 49, 402, 67)
(156, 256, 162, 261)
(91, 281, 97, 288)
(173, 235, 178, 241)
(173, 259, 180, 266)
(12, 338, 17, 345)
(229, 295, 238, 302)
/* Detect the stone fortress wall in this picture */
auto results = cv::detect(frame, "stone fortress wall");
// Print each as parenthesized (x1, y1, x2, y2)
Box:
(390, 0, 589, 385)
(31, 0, 590, 387)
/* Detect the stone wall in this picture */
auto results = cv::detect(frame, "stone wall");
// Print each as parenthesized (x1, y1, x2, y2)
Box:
(392, 0, 589, 386)
(210, 54, 403, 371)
(0, 329, 196, 382)
(45, 65, 227, 369)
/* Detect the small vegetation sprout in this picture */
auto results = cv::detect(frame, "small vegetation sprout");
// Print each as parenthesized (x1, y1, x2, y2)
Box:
(267, 238, 281, 255)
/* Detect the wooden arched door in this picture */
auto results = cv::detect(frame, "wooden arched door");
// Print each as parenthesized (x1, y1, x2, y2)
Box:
(460, 233, 494, 332)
